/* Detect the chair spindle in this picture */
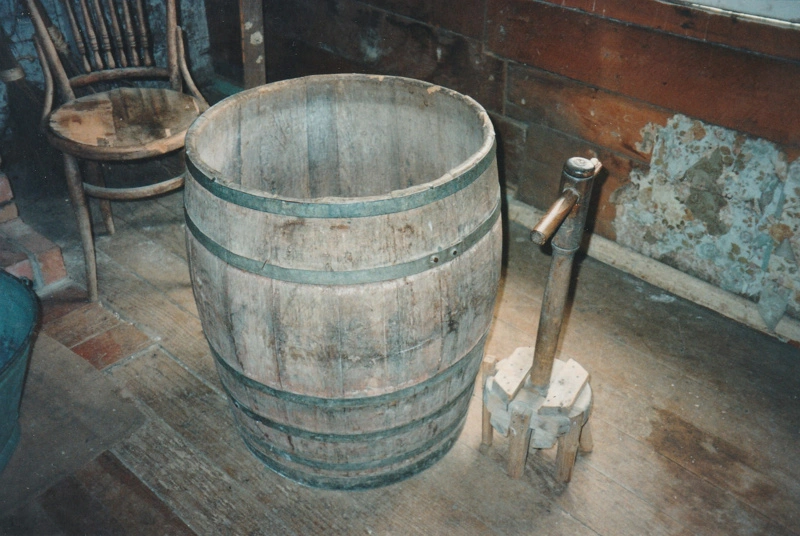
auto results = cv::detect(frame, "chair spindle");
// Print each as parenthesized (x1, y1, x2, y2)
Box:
(103, 0, 128, 67)
(134, 0, 153, 66)
(61, 0, 92, 72)
(119, 0, 141, 66)
(77, 0, 103, 69)
(89, 0, 115, 68)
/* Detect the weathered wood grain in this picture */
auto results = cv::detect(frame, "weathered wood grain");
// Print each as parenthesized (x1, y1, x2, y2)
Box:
(482, 222, 800, 534)
(184, 74, 502, 487)
(48, 88, 201, 160)
(531, 278, 800, 531)
(490, 346, 534, 403)
(486, 0, 800, 147)
(540, 358, 589, 415)
(539, 0, 800, 63)
(18, 176, 800, 534)
(94, 250, 219, 389)
(506, 401, 532, 478)
(35, 452, 196, 536)
(506, 64, 670, 163)
(109, 347, 500, 535)
(263, 0, 505, 112)
(108, 192, 188, 262)
(239, 0, 266, 88)
(97, 225, 197, 316)
(113, 415, 298, 535)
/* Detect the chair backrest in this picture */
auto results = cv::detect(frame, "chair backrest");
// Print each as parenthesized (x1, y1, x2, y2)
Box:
(25, 0, 181, 104)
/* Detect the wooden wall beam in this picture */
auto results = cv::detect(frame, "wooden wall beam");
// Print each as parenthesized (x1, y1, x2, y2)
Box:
(240, 0, 266, 88)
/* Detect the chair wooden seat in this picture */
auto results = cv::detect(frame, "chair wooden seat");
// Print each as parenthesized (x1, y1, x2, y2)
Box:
(26, 0, 209, 301)
(48, 87, 202, 161)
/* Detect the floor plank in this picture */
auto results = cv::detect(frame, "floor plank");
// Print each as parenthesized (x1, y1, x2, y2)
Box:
(7, 178, 800, 535)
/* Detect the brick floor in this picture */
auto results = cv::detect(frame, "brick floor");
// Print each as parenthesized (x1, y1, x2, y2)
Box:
(0, 171, 68, 290)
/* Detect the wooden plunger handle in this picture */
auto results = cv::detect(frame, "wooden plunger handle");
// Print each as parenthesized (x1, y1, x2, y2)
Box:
(529, 157, 602, 391)
(530, 188, 579, 246)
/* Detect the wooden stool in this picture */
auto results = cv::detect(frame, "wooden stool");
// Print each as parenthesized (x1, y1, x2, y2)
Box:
(481, 348, 593, 482)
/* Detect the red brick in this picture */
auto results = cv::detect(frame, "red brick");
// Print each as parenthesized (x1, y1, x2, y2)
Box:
(0, 237, 34, 281)
(37, 245, 68, 286)
(0, 218, 67, 287)
(43, 302, 122, 348)
(506, 64, 670, 162)
(71, 322, 152, 370)
(0, 174, 12, 204)
(486, 0, 800, 147)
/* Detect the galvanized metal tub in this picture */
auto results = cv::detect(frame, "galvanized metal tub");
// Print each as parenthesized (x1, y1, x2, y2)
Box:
(0, 271, 39, 472)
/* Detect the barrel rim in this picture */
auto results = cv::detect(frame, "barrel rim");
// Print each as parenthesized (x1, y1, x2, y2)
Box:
(184, 74, 496, 218)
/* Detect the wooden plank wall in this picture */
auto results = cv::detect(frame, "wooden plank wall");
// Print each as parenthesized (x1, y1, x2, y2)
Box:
(242, 0, 800, 243)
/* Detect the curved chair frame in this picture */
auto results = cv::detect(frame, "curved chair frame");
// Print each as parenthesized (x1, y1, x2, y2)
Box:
(25, 0, 208, 301)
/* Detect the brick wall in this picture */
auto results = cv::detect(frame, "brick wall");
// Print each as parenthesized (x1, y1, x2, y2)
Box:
(258, 0, 800, 324)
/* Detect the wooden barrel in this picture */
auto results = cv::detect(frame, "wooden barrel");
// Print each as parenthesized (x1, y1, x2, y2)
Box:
(184, 74, 501, 489)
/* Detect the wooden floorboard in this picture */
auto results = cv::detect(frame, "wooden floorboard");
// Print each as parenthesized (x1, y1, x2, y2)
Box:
(10, 187, 799, 535)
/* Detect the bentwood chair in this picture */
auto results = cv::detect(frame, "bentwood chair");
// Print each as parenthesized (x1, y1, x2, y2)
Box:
(25, 0, 208, 301)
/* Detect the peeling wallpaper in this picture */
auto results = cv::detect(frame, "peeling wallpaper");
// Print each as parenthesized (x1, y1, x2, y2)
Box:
(613, 115, 800, 329)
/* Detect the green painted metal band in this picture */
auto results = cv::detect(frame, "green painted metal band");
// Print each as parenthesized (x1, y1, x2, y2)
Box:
(241, 422, 464, 490)
(185, 201, 500, 286)
(225, 371, 474, 443)
(186, 142, 496, 219)
(212, 331, 486, 409)
(236, 402, 467, 473)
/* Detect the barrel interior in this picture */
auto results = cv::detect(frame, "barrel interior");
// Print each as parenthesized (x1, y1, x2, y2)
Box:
(190, 76, 488, 199)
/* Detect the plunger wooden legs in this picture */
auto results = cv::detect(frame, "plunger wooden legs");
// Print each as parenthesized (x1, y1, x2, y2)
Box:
(481, 355, 497, 448)
(579, 420, 594, 453)
(555, 413, 584, 483)
(482, 352, 593, 484)
(63, 153, 98, 302)
(507, 403, 533, 479)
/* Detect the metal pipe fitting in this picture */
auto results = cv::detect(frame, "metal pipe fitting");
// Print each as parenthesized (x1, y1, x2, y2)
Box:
(529, 157, 602, 391)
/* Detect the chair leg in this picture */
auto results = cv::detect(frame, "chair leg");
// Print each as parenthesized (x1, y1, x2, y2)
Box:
(64, 154, 98, 302)
(83, 161, 115, 235)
